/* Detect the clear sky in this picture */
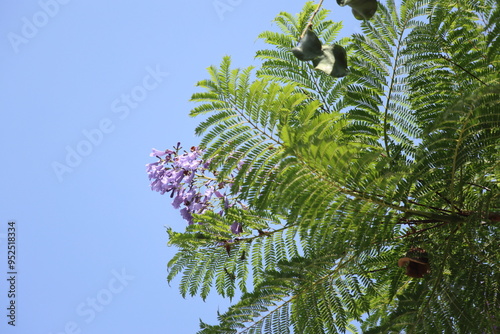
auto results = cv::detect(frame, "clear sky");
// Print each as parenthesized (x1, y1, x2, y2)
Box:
(0, 1, 365, 333)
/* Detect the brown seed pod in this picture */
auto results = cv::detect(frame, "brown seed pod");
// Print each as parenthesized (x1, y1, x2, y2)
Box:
(398, 248, 430, 278)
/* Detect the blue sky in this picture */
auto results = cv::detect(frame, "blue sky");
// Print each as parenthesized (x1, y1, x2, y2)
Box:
(0, 1, 365, 333)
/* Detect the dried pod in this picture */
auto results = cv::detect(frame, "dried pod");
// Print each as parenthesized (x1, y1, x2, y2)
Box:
(291, 28, 323, 61)
(312, 44, 348, 78)
(337, 0, 378, 20)
(398, 248, 430, 278)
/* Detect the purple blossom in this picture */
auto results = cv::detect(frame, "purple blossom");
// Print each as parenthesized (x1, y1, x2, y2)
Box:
(180, 208, 193, 224)
(149, 148, 169, 157)
(148, 167, 169, 194)
(204, 187, 215, 199)
(147, 146, 209, 220)
(176, 153, 201, 170)
(230, 222, 243, 235)
(203, 158, 212, 169)
(183, 188, 197, 204)
(172, 189, 184, 209)
(184, 170, 196, 184)
(146, 161, 163, 180)
(147, 144, 247, 230)
(189, 201, 205, 213)
(150, 179, 166, 194)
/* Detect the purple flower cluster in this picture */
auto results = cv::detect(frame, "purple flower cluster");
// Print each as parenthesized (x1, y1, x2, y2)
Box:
(146, 143, 243, 235)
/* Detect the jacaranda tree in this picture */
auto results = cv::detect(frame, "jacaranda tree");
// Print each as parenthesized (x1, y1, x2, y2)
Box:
(147, 0, 500, 332)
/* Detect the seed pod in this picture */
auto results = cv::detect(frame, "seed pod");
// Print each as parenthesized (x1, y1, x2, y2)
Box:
(312, 44, 348, 78)
(337, 0, 378, 20)
(398, 248, 430, 278)
(291, 28, 323, 61)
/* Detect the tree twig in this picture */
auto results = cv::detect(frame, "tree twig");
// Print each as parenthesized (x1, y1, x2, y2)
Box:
(439, 54, 489, 86)
(396, 219, 441, 225)
(466, 182, 491, 191)
(300, 0, 325, 38)
(435, 191, 462, 213)
(407, 200, 453, 214)
(394, 222, 449, 240)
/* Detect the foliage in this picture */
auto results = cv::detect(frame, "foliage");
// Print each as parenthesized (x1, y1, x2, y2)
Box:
(148, 0, 500, 332)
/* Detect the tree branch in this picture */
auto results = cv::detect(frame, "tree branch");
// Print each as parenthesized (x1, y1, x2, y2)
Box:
(300, 0, 325, 38)
(439, 54, 489, 86)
